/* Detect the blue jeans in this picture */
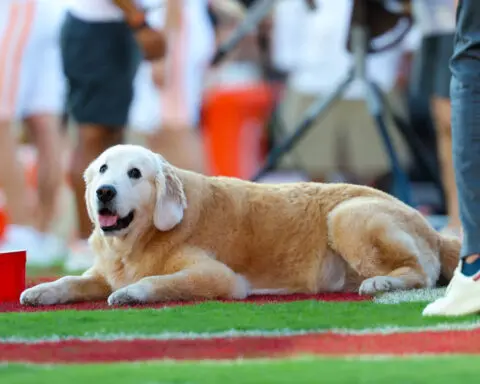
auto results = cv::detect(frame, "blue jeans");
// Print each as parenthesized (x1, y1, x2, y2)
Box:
(450, 0, 480, 258)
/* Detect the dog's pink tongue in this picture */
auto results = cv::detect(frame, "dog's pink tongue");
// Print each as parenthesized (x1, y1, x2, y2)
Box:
(98, 215, 118, 227)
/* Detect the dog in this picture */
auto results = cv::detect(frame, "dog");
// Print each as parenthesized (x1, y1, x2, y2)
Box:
(20, 144, 460, 306)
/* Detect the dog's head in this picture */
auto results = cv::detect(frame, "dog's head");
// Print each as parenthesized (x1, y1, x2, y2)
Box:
(84, 145, 187, 237)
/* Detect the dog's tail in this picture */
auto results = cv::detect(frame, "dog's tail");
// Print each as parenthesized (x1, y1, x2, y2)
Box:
(438, 235, 461, 280)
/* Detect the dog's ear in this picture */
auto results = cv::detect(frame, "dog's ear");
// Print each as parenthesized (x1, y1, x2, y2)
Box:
(153, 156, 187, 231)
(83, 162, 97, 225)
(83, 160, 96, 186)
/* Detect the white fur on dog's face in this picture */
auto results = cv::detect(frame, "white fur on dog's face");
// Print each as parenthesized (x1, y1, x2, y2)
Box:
(84, 145, 186, 237)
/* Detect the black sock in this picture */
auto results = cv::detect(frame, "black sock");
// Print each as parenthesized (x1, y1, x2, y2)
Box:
(461, 257, 480, 277)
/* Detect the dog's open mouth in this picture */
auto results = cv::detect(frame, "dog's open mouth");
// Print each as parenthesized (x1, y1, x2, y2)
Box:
(98, 208, 135, 232)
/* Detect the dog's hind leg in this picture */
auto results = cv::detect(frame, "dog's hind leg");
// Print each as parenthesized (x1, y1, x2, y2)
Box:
(356, 267, 428, 295)
(327, 198, 440, 295)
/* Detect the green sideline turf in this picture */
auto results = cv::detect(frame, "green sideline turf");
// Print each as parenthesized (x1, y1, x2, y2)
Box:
(26, 265, 67, 277)
(1, 301, 479, 339)
(2, 355, 480, 384)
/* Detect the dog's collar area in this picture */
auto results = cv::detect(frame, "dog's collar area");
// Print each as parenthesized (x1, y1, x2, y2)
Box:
(100, 211, 135, 232)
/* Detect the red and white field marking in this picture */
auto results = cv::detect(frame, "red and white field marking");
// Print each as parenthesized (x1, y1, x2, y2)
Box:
(0, 279, 462, 363)
(2, 324, 480, 363)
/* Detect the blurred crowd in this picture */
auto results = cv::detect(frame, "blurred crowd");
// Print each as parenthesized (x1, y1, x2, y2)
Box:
(0, 0, 457, 270)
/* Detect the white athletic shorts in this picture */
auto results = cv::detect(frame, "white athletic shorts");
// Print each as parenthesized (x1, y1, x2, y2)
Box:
(0, 0, 67, 121)
(129, 0, 215, 132)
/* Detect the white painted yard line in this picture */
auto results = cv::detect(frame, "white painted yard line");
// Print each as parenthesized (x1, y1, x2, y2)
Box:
(374, 287, 447, 304)
(0, 354, 471, 368)
(2, 321, 480, 344)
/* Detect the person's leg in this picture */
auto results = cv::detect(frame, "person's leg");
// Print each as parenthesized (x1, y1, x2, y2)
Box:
(15, 113, 69, 266)
(147, 0, 207, 174)
(432, 96, 461, 234)
(0, 125, 33, 225)
(147, 125, 205, 173)
(428, 33, 461, 236)
(149, 79, 207, 174)
(0, 125, 32, 225)
(451, 81, 480, 272)
(0, 1, 36, 227)
(423, 0, 480, 316)
(22, 6, 67, 235)
(24, 114, 62, 232)
(128, 61, 161, 138)
(70, 127, 124, 240)
(0, 0, 67, 266)
(61, 13, 140, 271)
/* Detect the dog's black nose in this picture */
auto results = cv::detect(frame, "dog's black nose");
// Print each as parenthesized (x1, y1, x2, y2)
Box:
(96, 185, 117, 203)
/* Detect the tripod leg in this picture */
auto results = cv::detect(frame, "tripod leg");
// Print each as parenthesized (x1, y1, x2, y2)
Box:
(251, 70, 355, 181)
(268, 103, 305, 170)
(373, 83, 446, 208)
(365, 81, 412, 205)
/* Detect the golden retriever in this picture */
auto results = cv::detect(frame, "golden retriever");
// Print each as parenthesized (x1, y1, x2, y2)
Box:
(20, 144, 460, 306)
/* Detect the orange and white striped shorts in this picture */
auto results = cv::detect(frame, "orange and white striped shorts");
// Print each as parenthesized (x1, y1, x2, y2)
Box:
(0, 0, 67, 121)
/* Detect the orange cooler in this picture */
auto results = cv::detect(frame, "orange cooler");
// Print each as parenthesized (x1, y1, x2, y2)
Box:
(202, 83, 274, 179)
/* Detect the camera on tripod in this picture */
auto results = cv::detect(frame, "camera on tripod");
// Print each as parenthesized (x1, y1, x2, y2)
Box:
(347, 0, 412, 54)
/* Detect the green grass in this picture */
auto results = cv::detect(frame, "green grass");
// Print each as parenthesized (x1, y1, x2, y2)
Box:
(26, 265, 67, 278)
(1, 301, 479, 339)
(1, 355, 480, 383)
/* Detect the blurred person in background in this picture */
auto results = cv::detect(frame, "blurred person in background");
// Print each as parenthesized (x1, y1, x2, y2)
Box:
(0, 0, 68, 266)
(411, 0, 458, 236)
(271, 0, 420, 183)
(61, 0, 166, 271)
(129, 0, 216, 173)
(129, 0, 246, 172)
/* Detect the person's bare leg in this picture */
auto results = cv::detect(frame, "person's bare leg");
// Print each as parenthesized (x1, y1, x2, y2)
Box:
(24, 114, 63, 232)
(0, 119, 33, 226)
(147, 125, 205, 174)
(431, 96, 461, 234)
(147, 1, 206, 174)
(70, 124, 124, 239)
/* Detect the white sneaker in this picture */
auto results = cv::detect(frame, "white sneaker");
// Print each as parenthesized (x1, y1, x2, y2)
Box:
(422, 267, 480, 316)
(0, 225, 66, 267)
(64, 239, 95, 273)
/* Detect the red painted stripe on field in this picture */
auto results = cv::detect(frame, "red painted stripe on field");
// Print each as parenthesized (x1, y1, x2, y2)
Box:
(1, 329, 479, 363)
(0, 292, 369, 313)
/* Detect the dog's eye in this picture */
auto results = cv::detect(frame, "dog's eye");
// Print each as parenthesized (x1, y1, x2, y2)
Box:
(99, 164, 108, 174)
(127, 168, 142, 179)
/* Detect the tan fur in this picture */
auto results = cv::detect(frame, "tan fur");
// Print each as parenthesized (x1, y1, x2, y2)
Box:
(20, 145, 461, 306)
(438, 235, 461, 280)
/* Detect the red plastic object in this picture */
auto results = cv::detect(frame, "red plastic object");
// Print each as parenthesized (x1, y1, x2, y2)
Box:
(0, 207, 7, 241)
(0, 251, 26, 303)
(202, 83, 274, 179)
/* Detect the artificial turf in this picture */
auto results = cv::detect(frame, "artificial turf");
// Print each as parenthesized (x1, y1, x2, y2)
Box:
(1, 300, 478, 339)
(2, 355, 480, 384)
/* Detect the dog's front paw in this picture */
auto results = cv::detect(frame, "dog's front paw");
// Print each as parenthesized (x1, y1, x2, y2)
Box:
(20, 283, 64, 306)
(107, 284, 150, 306)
